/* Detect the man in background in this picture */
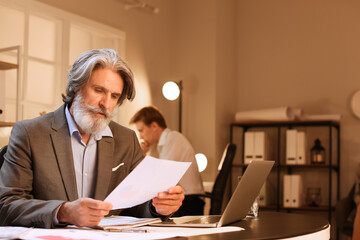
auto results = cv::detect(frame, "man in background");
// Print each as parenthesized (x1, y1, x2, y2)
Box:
(0, 49, 184, 228)
(130, 106, 205, 216)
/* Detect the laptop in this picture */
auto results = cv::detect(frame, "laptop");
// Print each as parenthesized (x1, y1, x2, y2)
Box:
(151, 160, 274, 228)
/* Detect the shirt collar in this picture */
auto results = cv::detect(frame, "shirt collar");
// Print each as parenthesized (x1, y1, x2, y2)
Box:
(65, 105, 113, 141)
(158, 128, 170, 147)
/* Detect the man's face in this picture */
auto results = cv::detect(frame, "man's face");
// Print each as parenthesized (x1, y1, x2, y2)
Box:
(135, 121, 157, 146)
(81, 67, 123, 114)
(71, 68, 124, 134)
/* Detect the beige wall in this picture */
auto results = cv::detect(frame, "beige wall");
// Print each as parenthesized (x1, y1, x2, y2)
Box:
(34, 0, 234, 181)
(236, 0, 360, 196)
(34, 0, 360, 195)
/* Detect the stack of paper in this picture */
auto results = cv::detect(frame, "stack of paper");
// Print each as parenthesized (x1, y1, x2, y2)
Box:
(94, 216, 162, 231)
(105, 156, 191, 210)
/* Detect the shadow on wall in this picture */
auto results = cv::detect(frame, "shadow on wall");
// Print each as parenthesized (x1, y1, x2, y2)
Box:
(300, 98, 348, 116)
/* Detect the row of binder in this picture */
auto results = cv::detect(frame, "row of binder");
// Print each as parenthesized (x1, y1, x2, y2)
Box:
(243, 130, 307, 164)
(257, 174, 305, 208)
(243, 131, 268, 164)
(283, 174, 303, 207)
(243, 131, 306, 208)
(285, 129, 306, 165)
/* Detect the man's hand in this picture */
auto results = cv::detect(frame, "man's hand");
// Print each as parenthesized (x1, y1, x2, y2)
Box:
(152, 186, 184, 216)
(57, 198, 113, 227)
(139, 139, 151, 155)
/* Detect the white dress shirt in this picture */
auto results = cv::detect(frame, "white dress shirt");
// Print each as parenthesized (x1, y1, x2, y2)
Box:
(157, 128, 204, 195)
(65, 106, 112, 198)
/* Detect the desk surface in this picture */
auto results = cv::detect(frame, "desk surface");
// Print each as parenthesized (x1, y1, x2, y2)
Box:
(180, 212, 330, 240)
(2, 212, 329, 240)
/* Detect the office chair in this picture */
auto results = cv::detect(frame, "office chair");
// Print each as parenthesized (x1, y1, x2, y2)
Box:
(192, 143, 236, 215)
(335, 183, 356, 238)
(0, 145, 7, 169)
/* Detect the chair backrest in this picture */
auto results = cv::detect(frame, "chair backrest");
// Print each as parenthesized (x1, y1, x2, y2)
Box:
(335, 183, 356, 237)
(0, 145, 7, 169)
(209, 143, 236, 215)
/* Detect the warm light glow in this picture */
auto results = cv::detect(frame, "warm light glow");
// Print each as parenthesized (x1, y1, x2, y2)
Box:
(195, 153, 208, 172)
(162, 81, 180, 100)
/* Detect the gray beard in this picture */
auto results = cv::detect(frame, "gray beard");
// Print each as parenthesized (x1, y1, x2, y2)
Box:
(72, 94, 113, 135)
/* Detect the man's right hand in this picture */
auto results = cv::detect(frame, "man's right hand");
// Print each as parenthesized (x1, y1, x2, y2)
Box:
(57, 198, 113, 227)
(140, 139, 151, 155)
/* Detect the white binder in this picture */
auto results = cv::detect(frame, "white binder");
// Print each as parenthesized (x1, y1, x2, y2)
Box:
(290, 175, 303, 207)
(258, 183, 267, 207)
(258, 180, 276, 207)
(283, 174, 292, 207)
(296, 131, 306, 164)
(254, 132, 265, 161)
(244, 132, 255, 164)
(286, 129, 297, 165)
(244, 131, 267, 164)
(283, 174, 303, 208)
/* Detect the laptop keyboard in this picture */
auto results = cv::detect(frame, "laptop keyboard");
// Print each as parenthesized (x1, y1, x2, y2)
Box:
(183, 216, 221, 224)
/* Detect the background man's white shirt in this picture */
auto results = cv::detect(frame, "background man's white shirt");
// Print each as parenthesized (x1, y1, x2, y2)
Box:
(157, 128, 204, 195)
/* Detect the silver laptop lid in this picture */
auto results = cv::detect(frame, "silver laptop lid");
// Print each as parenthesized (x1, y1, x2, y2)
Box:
(218, 160, 274, 227)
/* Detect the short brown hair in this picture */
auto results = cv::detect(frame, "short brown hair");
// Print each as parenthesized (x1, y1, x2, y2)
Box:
(130, 106, 167, 128)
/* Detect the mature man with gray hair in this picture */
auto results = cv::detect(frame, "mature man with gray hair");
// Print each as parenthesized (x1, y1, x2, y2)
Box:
(0, 49, 184, 228)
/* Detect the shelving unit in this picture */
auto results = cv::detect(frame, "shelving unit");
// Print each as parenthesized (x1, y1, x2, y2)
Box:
(0, 121, 15, 127)
(0, 45, 21, 122)
(230, 120, 340, 228)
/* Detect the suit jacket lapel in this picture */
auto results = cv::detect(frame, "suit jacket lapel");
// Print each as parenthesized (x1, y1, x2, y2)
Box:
(94, 137, 115, 200)
(50, 105, 78, 201)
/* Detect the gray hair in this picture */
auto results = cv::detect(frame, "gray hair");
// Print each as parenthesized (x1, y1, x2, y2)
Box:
(62, 49, 135, 106)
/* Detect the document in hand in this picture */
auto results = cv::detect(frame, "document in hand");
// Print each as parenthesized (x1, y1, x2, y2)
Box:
(104, 156, 191, 210)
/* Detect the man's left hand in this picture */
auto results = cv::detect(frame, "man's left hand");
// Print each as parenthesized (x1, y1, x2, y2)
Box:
(152, 186, 184, 216)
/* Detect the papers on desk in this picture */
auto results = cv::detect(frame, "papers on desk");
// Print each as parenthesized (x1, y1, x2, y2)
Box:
(95, 216, 162, 231)
(22, 225, 243, 240)
(105, 156, 191, 210)
(0, 227, 31, 239)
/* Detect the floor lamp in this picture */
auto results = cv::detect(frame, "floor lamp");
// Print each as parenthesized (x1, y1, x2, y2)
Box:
(162, 81, 208, 172)
(162, 80, 183, 132)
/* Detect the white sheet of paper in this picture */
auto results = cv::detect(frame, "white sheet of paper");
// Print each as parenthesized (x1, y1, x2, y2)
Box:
(0, 226, 31, 238)
(97, 216, 161, 229)
(24, 226, 243, 240)
(105, 156, 191, 210)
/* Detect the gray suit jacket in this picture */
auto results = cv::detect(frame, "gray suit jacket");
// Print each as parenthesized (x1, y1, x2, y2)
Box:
(0, 105, 151, 228)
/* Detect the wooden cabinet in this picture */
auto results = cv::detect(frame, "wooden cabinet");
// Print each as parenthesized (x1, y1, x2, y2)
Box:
(230, 120, 340, 227)
(0, 46, 20, 148)
(0, 45, 21, 122)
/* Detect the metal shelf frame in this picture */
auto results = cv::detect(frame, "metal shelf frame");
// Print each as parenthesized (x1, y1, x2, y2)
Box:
(230, 120, 340, 228)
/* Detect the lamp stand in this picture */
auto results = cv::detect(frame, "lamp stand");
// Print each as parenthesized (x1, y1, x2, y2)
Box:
(178, 80, 183, 133)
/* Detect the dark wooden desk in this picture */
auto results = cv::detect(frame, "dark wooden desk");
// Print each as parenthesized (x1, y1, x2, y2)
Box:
(2, 212, 329, 239)
(180, 212, 330, 240)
